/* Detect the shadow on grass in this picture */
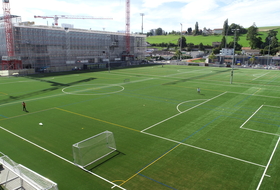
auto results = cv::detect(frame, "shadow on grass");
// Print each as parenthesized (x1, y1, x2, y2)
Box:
(86, 150, 126, 172)
(0, 77, 96, 105)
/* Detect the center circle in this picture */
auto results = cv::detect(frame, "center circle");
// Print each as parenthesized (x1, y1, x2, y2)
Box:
(62, 84, 124, 95)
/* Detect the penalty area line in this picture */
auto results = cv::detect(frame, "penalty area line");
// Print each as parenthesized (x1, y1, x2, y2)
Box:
(240, 105, 263, 128)
(0, 126, 126, 190)
(141, 91, 227, 132)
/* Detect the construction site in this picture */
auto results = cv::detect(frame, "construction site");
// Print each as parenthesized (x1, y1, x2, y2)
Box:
(0, 1, 146, 76)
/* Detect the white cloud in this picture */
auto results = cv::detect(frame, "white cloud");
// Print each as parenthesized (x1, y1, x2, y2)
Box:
(5, 0, 280, 32)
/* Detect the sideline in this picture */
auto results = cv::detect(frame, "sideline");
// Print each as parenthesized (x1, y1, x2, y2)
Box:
(256, 137, 280, 190)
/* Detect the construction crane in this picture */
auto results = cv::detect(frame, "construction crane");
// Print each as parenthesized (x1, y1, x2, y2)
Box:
(34, 15, 113, 26)
(2, 0, 22, 70)
(125, 0, 130, 55)
(2, 0, 14, 57)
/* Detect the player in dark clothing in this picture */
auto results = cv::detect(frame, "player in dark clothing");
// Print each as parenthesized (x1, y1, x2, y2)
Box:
(22, 102, 27, 111)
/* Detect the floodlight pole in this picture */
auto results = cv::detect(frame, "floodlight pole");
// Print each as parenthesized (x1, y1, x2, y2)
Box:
(230, 29, 239, 84)
(180, 23, 182, 61)
(140, 13, 144, 34)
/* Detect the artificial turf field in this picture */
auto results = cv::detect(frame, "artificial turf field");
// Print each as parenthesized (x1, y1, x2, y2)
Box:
(1, 65, 280, 190)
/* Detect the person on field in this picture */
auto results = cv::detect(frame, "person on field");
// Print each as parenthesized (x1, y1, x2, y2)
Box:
(197, 87, 200, 94)
(22, 102, 27, 112)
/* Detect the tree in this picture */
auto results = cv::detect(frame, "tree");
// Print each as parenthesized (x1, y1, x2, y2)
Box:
(187, 43, 194, 51)
(263, 30, 279, 55)
(246, 24, 262, 49)
(222, 19, 229, 36)
(194, 22, 199, 35)
(175, 49, 182, 59)
(212, 48, 220, 55)
(219, 36, 227, 49)
(267, 30, 279, 48)
(187, 27, 192, 35)
(227, 41, 242, 51)
(228, 23, 247, 35)
(208, 52, 217, 63)
(155, 28, 163, 35)
(177, 36, 187, 48)
(199, 43, 205, 51)
(249, 55, 256, 65)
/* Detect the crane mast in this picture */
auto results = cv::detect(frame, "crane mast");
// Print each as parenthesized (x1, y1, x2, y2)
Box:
(125, 0, 130, 54)
(2, 0, 14, 57)
(34, 15, 113, 26)
(1, 0, 22, 70)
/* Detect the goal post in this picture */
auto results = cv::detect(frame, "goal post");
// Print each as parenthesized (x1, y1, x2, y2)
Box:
(72, 131, 117, 168)
(0, 152, 58, 190)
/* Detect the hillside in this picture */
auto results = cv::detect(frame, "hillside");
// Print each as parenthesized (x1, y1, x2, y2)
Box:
(146, 26, 280, 48)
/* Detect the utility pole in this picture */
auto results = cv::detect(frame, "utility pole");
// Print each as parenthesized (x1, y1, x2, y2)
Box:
(230, 29, 239, 84)
(180, 23, 182, 61)
(140, 13, 144, 34)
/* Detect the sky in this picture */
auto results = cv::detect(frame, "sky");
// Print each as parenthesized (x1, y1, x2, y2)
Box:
(5, 0, 280, 33)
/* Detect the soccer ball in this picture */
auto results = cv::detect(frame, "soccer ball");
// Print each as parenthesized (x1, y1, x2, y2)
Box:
(39, 123, 43, 126)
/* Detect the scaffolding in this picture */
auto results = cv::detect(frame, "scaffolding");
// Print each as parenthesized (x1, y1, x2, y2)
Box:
(0, 20, 146, 71)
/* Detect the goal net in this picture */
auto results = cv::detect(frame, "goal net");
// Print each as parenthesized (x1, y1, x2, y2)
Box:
(0, 153, 58, 190)
(72, 131, 117, 167)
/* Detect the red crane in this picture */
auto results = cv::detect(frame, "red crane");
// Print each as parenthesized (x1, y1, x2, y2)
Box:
(34, 15, 113, 26)
(2, 0, 22, 70)
(125, 0, 130, 54)
(2, 0, 14, 57)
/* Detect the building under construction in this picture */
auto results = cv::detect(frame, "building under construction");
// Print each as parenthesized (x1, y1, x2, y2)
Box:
(0, 16, 146, 73)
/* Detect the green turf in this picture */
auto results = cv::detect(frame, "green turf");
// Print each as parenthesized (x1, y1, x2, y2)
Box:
(147, 27, 280, 47)
(1, 65, 280, 190)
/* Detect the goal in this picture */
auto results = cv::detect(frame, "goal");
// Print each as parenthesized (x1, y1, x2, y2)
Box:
(72, 131, 117, 167)
(0, 152, 58, 190)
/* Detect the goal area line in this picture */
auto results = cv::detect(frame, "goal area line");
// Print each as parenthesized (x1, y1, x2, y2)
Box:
(240, 104, 280, 136)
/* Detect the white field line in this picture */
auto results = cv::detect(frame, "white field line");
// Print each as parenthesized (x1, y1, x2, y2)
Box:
(0, 108, 55, 121)
(263, 105, 280, 109)
(228, 91, 280, 100)
(112, 68, 202, 79)
(141, 131, 265, 168)
(0, 92, 69, 107)
(0, 126, 126, 190)
(241, 127, 280, 136)
(252, 72, 270, 81)
(176, 99, 208, 113)
(163, 69, 203, 77)
(256, 137, 280, 190)
(240, 104, 280, 136)
(141, 92, 227, 132)
(0, 126, 74, 165)
(240, 105, 263, 128)
(187, 80, 280, 96)
(0, 78, 154, 108)
(0, 93, 66, 107)
(0, 80, 35, 85)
